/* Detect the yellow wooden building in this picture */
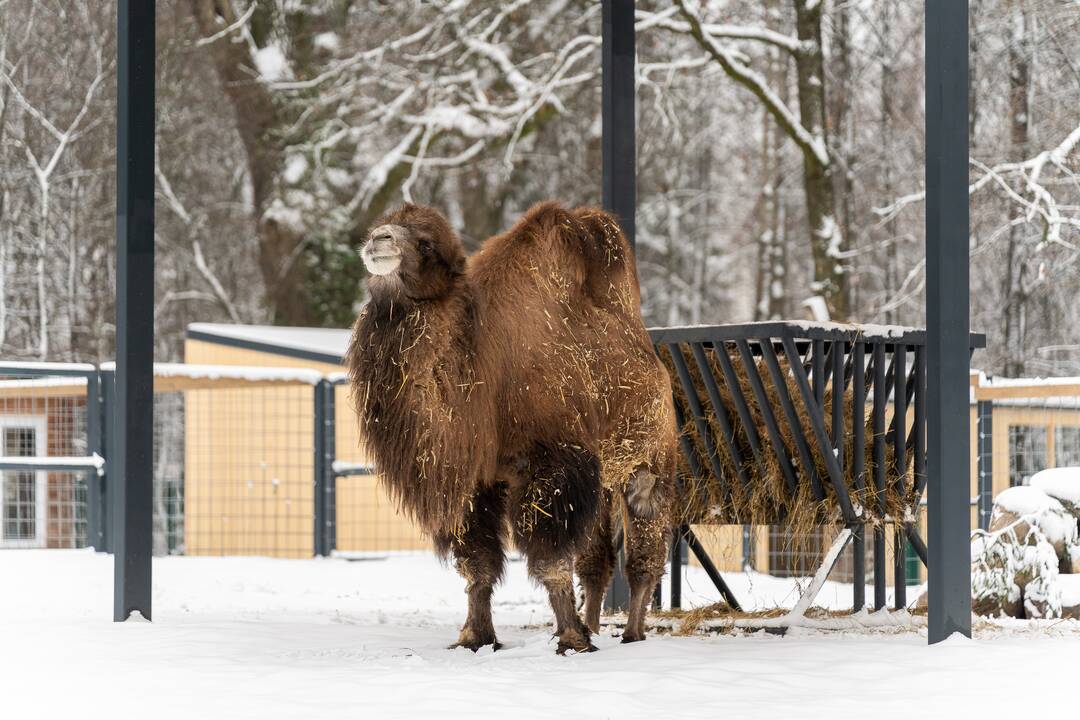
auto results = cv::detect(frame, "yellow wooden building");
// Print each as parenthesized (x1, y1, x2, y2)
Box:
(182, 323, 429, 557)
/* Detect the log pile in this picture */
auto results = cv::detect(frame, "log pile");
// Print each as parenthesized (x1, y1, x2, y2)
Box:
(971, 469, 1080, 619)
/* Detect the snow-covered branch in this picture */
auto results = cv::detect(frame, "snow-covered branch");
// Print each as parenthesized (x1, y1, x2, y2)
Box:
(875, 123, 1080, 248)
(636, 7, 809, 56)
(667, 0, 830, 168)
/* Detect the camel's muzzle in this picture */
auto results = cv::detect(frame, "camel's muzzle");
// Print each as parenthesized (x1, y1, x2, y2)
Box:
(363, 224, 404, 276)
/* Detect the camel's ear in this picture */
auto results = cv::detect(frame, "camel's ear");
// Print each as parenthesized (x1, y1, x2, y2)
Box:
(452, 255, 466, 275)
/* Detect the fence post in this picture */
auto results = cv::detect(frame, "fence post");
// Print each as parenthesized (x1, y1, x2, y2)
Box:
(313, 381, 328, 557)
(100, 368, 116, 554)
(977, 399, 993, 531)
(85, 370, 105, 551)
(324, 382, 337, 554)
(670, 526, 685, 610)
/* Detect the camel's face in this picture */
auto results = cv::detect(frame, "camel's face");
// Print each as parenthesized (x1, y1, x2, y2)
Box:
(363, 204, 466, 301)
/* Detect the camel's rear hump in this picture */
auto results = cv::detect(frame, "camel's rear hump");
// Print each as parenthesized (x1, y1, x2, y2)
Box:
(471, 202, 640, 312)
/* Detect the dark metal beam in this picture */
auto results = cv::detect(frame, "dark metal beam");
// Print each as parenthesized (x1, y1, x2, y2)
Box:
(602, 0, 635, 611)
(684, 527, 742, 611)
(925, 0, 972, 643)
(114, 0, 155, 623)
(602, 0, 635, 248)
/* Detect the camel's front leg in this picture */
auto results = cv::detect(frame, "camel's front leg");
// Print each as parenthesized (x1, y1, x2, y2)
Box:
(435, 484, 507, 651)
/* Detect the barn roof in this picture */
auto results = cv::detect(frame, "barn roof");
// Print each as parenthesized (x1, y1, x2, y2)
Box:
(186, 323, 350, 365)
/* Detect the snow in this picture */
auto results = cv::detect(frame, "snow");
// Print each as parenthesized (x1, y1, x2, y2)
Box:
(254, 45, 290, 82)
(994, 485, 1062, 517)
(648, 320, 922, 341)
(283, 155, 309, 184)
(1060, 574, 1080, 608)
(0, 360, 95, 373)
(99, 361, 324, 385)
(4, 550, 1080, 719)
(262, 198, 305, 234)
(991, 486, 1077, 549)
(330, 460, 373, 475)
(0, 375, 86, 389)
(313, 32, 341, 54)
(0, 452, 104, 474)
(980, 375, 1080, 388)
(1031, 467, 1080, 506)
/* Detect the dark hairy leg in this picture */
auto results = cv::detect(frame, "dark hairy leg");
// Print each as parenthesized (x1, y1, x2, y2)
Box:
(510, 441, 603, 654)
(575, 490, 615, 634)
(530, 555, 597, 654)
(621, 465, 672, 643)
(434, 484, 507, 651)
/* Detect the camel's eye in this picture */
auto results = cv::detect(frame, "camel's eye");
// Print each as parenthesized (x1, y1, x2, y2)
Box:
(418, 238, 434, 257)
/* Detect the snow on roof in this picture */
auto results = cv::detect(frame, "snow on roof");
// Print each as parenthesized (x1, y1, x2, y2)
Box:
(187, 323, 350, 361)
(99, 361, 324, 385)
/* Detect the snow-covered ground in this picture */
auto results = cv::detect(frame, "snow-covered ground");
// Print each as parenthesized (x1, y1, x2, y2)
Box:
(2, 550, 1076, 719)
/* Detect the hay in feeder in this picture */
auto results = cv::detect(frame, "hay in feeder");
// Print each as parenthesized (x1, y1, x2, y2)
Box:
(658, 344, 914, 534)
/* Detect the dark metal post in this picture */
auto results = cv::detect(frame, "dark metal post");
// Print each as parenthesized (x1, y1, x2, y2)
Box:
(670, 527, 684, 610)
(100, 368, 116, 553)
(114, 0, 155, 623)
(977, 400, 993, 531)
(925, 0, 972, 642)
(602, 0, 635, 612)
(602, 0, 636, 248)
(851, 342, 866, 612)
(85, 371, 105, 551)
(324, 382, 337, 554)
(313, 381, 328, 557)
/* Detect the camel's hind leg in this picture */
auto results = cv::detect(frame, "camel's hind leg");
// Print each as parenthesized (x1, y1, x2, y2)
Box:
(511, 442, 603, 654)
(620, 464, 673, 644)
(434, 484, 507, 651)
(529, 555, 597, 654)
(575, 489, 616, 633)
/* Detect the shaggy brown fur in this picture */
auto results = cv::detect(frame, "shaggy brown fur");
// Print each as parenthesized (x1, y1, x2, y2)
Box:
(347, 202, 678, 653)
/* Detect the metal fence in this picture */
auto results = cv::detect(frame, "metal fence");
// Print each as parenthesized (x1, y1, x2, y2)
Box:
(0, 362, 434, 559)
(0, 365, 99, 550)
(19, 357, 1078, 618)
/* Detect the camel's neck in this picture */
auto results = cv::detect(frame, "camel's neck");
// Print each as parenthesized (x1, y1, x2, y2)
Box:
(349, 290, 484, 535)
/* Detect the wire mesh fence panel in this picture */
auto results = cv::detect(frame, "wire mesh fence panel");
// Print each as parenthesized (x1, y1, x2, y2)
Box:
(0, 378, 89, 549)
(1008, 424, 1048, 486)
(331, 383, 431, 556)
(153, 392, 185, 555)
(179, 381, 317, 558)
(990, 390, 1080, 492)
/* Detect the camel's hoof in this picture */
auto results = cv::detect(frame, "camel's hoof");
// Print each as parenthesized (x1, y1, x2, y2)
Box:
(620, 633, 646, 644)
(556, 638, 598, 655)
(449, 639, 502, 652)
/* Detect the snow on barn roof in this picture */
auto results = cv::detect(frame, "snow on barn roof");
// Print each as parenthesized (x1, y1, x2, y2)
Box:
(186, 323, 351, 365)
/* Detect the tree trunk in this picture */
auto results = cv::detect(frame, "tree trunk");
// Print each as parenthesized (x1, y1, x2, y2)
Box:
(1001, 2, 1032, 376)
(793, 0, 847, 320)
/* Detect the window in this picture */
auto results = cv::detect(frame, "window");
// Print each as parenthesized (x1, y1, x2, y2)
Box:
(1056, 426, 1080, 468)
(1009, 425, 1047, 486)
(0, 417, 46, 548)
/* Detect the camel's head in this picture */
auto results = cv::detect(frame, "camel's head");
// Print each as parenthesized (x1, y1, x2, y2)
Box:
(362, 204, 466, 301)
